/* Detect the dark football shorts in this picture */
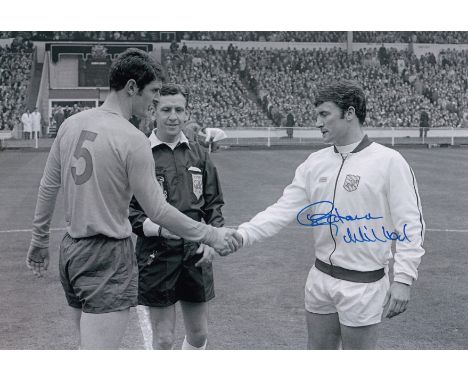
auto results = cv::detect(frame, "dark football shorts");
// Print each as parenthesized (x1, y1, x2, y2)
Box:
(137, 240, 214, 307)
(59, 233, 138, 313)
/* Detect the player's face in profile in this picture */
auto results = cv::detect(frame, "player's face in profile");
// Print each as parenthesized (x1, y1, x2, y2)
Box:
(133, 80, 162, 118)
(315, 101, 348, 145)
(155, 94, 188, 142)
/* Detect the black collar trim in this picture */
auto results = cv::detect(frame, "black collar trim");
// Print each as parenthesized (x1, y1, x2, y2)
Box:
(333, 135, 372, 154)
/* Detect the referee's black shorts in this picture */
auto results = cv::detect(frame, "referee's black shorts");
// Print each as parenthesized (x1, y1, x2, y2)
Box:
(137, 240, 214, 307)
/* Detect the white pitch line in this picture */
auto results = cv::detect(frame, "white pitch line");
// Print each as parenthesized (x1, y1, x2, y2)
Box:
(1, 227, 468, 234)
(425, 228, 468, 233)
(136, 305, 153, 350)
(0, 227, 66, 234)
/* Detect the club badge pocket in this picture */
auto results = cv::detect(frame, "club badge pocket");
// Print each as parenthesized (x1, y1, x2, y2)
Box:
(188, 166, 203, 199)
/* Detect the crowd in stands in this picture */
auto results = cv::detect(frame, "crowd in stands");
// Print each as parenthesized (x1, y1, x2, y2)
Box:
(0, 34, 33, 52)
(28, 31, 157, 42)
(178, 31, 347, 42)
(0, 38, 33, 131)
(354, 31, 468, 44)
(1, 31, 346, 42)
(2, 31, 347, 43)
(4, 31, 468, 44)
(3, 31, 468, 132)
(164, 44, 468, 128)
(247, 46, 468, 128)
(3, 31, 169, 43)
(183, 31, 468, 44)
(165, 47, 271, 128)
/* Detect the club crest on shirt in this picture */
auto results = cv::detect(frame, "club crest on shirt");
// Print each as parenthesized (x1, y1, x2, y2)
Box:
(156, 175, 168, 199)
(343, 174, 360, 192)
(192, 173, 203, 199)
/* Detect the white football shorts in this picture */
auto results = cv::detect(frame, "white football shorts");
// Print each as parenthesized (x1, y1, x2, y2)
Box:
(304, 265, 390, 327)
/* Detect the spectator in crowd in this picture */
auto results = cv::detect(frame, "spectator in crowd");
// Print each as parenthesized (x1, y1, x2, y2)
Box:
(419, 108, 430, 138)
(53, 106, 65, 134)
(198, 127, 228, 153)
(31, 107, 41, 139)
(21, 108, 32, 140)
(285, 108, 295, 138)
(458, 112, 468, 128)
(170, 40, 179, 53)
(70, 104, 81, 116)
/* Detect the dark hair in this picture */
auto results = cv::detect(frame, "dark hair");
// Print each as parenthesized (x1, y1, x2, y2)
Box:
(314, 80, 366, 124)
(158, 83, 189, 107)
(109, 48, 165, 91)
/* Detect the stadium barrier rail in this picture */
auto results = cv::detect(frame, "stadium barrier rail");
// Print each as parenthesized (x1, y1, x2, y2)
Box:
(221, 127, 468, 148)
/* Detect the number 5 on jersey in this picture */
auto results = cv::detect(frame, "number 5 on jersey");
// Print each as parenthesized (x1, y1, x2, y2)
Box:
(71, 130, 98, 185)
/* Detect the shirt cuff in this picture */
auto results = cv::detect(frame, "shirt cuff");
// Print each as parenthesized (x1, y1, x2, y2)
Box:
(143, 218, 160, 237)
(393, 273, 413, 286)
(237, 228, 249, 247)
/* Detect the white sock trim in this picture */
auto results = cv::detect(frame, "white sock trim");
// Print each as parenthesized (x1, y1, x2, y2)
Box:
(181, 336, 207, 350)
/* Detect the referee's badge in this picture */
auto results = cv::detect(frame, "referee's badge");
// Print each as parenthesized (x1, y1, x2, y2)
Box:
(189, 166, 203, 199)
(343, 174, 360, 192)
(192, 173, 203, 199)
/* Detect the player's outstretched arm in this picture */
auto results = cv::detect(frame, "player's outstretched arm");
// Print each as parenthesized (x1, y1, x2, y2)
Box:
(30, 134, 62, 249)
(26, 246, 50, 278)
(236, 161, 309, 247)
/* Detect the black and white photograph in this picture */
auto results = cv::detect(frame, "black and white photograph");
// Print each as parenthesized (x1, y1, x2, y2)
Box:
(1, 1, 467, 380)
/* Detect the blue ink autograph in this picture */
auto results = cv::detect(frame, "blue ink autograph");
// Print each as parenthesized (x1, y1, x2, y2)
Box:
(296, 201, 410, 244)
(342, 224, 409, 244)
(296, 201, 383, 232)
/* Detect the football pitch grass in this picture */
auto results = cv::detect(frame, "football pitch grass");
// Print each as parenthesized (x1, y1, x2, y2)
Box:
(0, 146, 467, 349)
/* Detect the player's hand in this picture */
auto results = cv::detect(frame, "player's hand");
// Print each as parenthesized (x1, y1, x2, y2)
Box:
(195, 243, 215, 268)
(382, 281, 411, 319)
(159, 227, 181, 240)
(211, 227, 243, 256)
(26, 245, 50, 277)
(218, 229, 243, 256)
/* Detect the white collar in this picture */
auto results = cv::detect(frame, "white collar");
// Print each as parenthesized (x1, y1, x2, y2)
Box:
(148, 129, 191, 150)
(336, 141, 361, 154)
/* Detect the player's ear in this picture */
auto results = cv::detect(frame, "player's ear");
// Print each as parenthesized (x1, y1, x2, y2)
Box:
(346, 106, 355, 121)
(126, 79, 138, 96)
